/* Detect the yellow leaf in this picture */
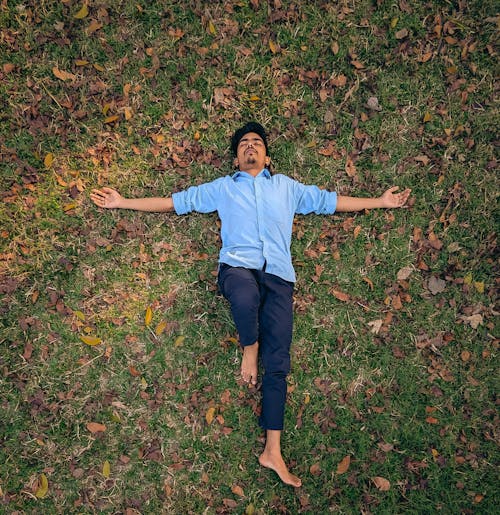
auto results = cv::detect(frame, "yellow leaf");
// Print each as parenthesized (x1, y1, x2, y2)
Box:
(353, 225, 362, 239)
(93, 63, 105, 72)
(102, 460, 110, 478)
(304, 393, 310, 404)
(141, 377, 148, 388)
(205, 406, 215, 425)
(174, 335, 185, 347)
(390, 17, 398, 28)
(208, 20, 216, 35)
(63, 202, 78, 212)
(269, 40, 278, 54)
(104, 115, 119, 124)
(35, 473, 49, 499)
(74, 4, 89, 19)
(124, 107, 133, 121)
(473, 281, 484, 293)
(75, 59, 89, 66)
(44, 153, 54, 168)
(423, 112, 432, 123)
(80, 335, 102, 346)
(155, 320, 167, 336)
(249, 95, 260, 101)
(73, 310, 86, 321)
(145, 306, 153, 327)
(463, 272, 473, 285)
(102, 103, 111, 115)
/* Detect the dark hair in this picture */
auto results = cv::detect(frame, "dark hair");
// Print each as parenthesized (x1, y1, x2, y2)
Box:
(231, 121, 269, 157)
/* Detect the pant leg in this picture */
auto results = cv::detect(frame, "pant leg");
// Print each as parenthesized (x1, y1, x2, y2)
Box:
(218, 264, 260, 347)
(258, 273, 294, 431)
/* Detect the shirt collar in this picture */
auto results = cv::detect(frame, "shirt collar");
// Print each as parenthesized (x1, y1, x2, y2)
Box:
(232, 168, 271, 180)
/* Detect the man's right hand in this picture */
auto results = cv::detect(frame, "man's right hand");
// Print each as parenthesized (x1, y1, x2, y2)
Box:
(90, 187, 124, 209)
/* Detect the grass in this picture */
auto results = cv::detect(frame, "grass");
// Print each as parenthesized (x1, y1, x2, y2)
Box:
(1, 0, 498, 513)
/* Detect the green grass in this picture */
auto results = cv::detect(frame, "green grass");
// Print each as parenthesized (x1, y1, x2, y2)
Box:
(1, 0, 498, 513)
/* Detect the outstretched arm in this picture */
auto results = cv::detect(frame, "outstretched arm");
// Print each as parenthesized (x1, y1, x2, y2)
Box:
(336, 186, 411, 212)
(90, 187, 175, 212)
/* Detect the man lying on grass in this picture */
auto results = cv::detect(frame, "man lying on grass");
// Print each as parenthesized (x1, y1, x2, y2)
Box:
(91, 121, 411, 487)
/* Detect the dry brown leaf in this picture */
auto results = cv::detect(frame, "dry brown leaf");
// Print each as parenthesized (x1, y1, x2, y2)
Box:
(309, 462, 321, 476)
(231, 484, 245, 497)
(331, 289, 350, 302)
(372, 476, 391, 491)
(53, 67, 77, 81)
(336, 455, 351, 474)
(86, 422, 107, 433)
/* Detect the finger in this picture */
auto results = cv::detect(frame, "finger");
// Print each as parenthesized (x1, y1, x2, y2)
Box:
(101, 187, 116, 194)
(387, 186, 399, 193)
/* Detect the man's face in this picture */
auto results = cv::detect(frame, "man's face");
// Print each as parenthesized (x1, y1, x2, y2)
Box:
(236, 132, 268, 172)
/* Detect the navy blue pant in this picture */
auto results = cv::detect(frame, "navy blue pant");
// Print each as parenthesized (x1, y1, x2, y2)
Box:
(218, 263, 294, 430)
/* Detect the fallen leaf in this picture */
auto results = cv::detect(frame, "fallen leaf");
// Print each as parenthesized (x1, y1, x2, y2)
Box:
(231, 484, 245, 497)
(362, 276, 374, 290)
(461, 350, 471, 362)
(174, 335, 185, 347)
(426, 416, 439, 424)
(427, 276, 446, 295)
(269, 39, 278, 54)
(129, 365, 140, 377)
(145, 306, 153, 327)
(331, 289, 350, 302)
(368, 319, 383, 334)
(44, 153, 54, 168)
(414, 155, 430, 165)
(52, 66, 77, 81)
(102, 460, 110, 478)
(155, 320, 167, 336)
(395, 28, 409, 39)
(86, 422, 107, 433)
(397, 266, 413, 281)
(336, 455, 350, 474)
(366, 96, 382, 111)
(345, 155, 357, 177)
(207, 20, 216, 35)
(74, 4, 89, 19)
(79, 335, 102, 346)
(461, 314, 483, 329)
(205, 407, 215, 425)
(372, 476, 391, 491)
(35, 473, 49, 498)
(474, 281, 484, 294)
(309, 462, 321, 476)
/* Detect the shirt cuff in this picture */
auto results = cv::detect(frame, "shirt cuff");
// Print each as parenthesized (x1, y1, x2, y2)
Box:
(172, 191, 189, 215)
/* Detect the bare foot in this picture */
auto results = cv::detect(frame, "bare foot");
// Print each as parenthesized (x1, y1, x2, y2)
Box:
(241, 342, 259, 385)
(259, 450, 302, 488)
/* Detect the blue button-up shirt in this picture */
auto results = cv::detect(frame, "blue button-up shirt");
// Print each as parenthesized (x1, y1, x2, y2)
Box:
(172, 169, 337, 282)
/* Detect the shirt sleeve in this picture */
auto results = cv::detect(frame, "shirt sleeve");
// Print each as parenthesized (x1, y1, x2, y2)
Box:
(293, 181, 337, 215)
(172, 177, 224, 215)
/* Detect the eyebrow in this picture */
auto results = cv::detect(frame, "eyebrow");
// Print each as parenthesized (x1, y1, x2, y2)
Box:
(239, 136, 264, 143)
